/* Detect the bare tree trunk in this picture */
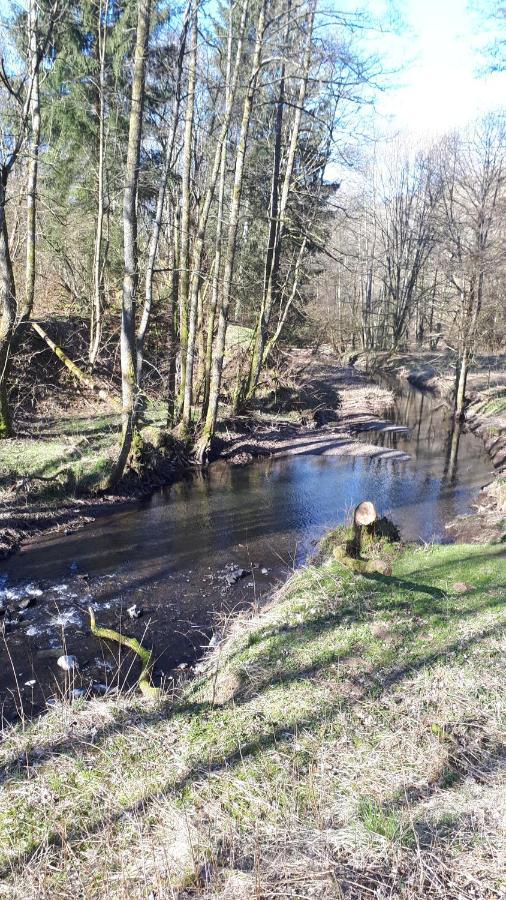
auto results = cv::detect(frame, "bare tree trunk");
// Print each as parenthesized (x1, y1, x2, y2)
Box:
(1, 0, 41, 437)
(89, 0, 109, 367)
(201, 12, 236, 419)
(109, 0, 151, 486)
(167, 202, 180, 424)
(181, 0, 249, 427)
(454, 274, 482, 422)
(22, 0, 41, 324)
(0, 0, 59, 438)
(196, 0, 267, 461)
(136, 1, 191, 391)
(0, 185, 16, 437)
(177, 3, 198, 418)
(243, 0, 314, 405)
(263, 237, 306, 362)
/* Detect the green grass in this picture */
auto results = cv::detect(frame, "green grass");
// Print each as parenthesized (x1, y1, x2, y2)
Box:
(0, 402, 167, 500)
(479, 387, 506, 416)
(0, 540, 504, 898)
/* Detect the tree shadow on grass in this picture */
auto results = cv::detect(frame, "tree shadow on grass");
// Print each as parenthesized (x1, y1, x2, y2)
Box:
(2, 547, 503, 789)
(1, 612, 504, 881)
(361, 572, 446, 600)
(0, 544, 505, 878)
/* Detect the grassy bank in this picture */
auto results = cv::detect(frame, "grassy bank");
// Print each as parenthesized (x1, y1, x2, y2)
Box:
(0, 537, 504, 898)
(0, 401, 169, 502)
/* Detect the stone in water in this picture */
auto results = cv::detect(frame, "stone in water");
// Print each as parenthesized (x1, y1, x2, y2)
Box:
(128, 604, 143, 619)
(57, 654, 79, 672)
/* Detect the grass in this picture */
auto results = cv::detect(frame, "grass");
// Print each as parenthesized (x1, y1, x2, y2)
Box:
(0, 539, 504, 898)
(0, 402, 167, 501)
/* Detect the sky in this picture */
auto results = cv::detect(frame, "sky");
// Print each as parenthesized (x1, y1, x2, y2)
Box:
(355, 0, 506, 137)
(1, 0, 504, 140)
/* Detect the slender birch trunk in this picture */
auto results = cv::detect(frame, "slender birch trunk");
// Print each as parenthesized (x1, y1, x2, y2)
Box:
(136, 0, 191, 391)
(454, 273, 482, 421)
(235, 1, 288, 411)
(201, 7, 236, 418)
(167, 200, 180, 424)
(0, 0, 38, 435)
(263, 237, 306, 362)
(0, 0, 58, 437)
(177, 3, 198, 417)
(244, 0, 315, 404)
(0, 184, 16, 437)
(196, 0, 267, 461)
(181, 0, 249, 427)
(22, 0, 41, 324)
(89, 0, 109, 367)
(109, 0, 151, 486)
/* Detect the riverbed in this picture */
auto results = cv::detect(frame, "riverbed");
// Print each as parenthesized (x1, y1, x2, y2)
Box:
(0, 380, 493, 720)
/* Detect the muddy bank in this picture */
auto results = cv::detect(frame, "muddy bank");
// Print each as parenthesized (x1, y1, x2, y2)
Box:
(1, 351, 401, 560)
(219, 352, 408, 464)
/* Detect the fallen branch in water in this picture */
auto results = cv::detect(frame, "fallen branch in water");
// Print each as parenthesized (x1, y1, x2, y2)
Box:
(88, 606, 160, 698)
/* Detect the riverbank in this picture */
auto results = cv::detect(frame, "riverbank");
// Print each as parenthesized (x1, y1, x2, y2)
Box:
(219, 350, 406, 464)
(0, 351, 399, 560)
(353, 350, 506, 542)
(1, 532, 504, 898)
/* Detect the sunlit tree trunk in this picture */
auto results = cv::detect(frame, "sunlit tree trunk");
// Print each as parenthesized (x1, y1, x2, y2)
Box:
(22, 0, 41, 324)
(109, 0, 151, 486)
(242, 0, 314, 406)
(182, 0, 249, 427)
(196, 0, 267, 461)
(136, 0, 191, 392)
(201, 10, 236, 419)
(263, 237, 307, 363)
(89, 0, 109, 367)
(0, 0, 53, 436)
(177, 3, 198, 418)
(0, 184, 16, 437)
(167, 200, 180, 424)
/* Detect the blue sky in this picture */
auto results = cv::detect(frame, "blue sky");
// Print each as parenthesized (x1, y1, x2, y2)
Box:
(2, 0, 504, 139)
(354, 0, 505, 137)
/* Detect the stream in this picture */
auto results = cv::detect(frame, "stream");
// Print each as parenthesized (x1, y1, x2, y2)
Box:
(0, 379, 494, 720)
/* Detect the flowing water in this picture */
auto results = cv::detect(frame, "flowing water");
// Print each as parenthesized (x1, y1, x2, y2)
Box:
(0, 380, 494, 719)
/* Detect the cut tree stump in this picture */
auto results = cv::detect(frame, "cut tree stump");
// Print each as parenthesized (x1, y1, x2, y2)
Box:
(351, 500, 377, 557)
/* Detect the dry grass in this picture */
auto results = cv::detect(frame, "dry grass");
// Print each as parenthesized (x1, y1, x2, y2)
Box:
(0, 540, 504, 899)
